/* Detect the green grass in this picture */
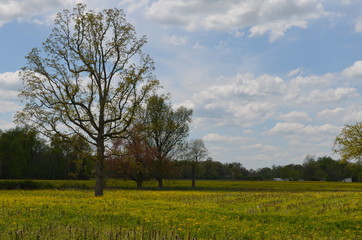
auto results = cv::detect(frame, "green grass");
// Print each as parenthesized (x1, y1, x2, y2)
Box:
(0, 180, 361, 239)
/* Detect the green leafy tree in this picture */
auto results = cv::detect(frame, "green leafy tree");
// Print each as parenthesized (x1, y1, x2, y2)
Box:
(142, 95, 192, 188)
(15, 4, 158, 196)
(50, 134, 94, 180)
(333, 123, 362, 162)
(0, 127, 47, 179)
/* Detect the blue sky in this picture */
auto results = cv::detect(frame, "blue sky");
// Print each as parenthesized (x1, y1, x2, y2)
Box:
(1, 0, 362, 169)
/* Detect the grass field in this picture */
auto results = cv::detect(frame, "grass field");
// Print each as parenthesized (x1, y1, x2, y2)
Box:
(0, 180, 361, 239)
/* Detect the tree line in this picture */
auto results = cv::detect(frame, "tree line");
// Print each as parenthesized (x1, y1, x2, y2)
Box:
(1, 127, 361, 183)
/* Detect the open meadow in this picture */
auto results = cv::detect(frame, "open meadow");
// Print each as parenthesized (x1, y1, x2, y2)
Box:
(0, 180, 361, 239)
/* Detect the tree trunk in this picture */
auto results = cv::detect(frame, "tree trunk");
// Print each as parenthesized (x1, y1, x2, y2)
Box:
(95, 137, 105, 196)
(136, 179, 143, 188)
(191, 164, 196, 188)
(157, 178, 163, 188)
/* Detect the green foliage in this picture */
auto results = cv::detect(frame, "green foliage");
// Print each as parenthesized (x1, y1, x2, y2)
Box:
(334, 122, 362, 162)
(0, 127, 46, 179)
(142, 95, 193, 187)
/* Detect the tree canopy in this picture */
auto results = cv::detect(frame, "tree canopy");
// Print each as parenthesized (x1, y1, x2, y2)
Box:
(142, 95, 193, 188)
(334, 122, 362, 162)
(15, 4, 158, 196)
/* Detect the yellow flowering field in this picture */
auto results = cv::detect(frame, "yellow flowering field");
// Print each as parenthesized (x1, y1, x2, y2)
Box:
(0, 183, 361, 239)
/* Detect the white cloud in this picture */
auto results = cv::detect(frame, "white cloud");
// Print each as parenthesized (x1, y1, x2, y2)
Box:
(194, 74, 286, 102)
(249, 19, 307, 41)
(0, 71, 21, 87)
(0, 101, 21, 113)
(287, 68, 303, 77)
(0, 90, 19, 100)
(0, 0, 78, 26)
(342, 60, 362, 78)
(340, 0, 351, 5)
(162, 34, 188, 46)
(120, 0, 149, 12)
(239, 143, 279, 152)
(318, 107, 344, 119)
(0, 0, 120, 26)
(341, 108, 362, 123)
(146, 0, 328, 41)
(203, 133, 251, 144)
(0, 119, 15, 131)
(268, 122, 341, 136)
(297, 87, 359, 104)
(280, 111, 311, 122)
(355, 16, 362, 33)
(317, 106, 362, 125)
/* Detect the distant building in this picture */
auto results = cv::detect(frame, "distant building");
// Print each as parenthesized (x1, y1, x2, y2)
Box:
(273, 178, 289, 181)
(342, 178, 352, 182)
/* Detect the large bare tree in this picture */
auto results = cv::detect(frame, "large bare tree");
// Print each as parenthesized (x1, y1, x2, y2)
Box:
(15, 4, 158, 196)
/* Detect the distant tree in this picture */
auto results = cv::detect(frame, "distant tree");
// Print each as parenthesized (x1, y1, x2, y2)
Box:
(50, 134, 94, 180)
(183, 139, 208, 188)
(280, 164, 303, 181)
(142, 95, 192, 188)
(225, 162, 249, 180)
(334, 123, 362, 162)
(109, 125, 157, 187)
(303, 155, 318, 181)
(15, 4, 158, 196)
(0, 127, 47, 179)
(252, 167, 272, 180)
(199, 158, 225, 179)
(315, 156, 342, 181)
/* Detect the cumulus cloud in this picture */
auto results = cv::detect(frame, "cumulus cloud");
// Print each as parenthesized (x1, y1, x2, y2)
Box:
(287, 68, 303, 77)
(0, 71, 21, 87)
(355, 16, 362, 33)
(0, 101, 21, 113)
(194, 73, 286, 103)
(342, 60, 362, 78)
(187, 66, 362, 128)
(120, 0, 149, 12)
(0, 90, 19, 101)
(0, 0, 118, 26)
(239, 143, 279, 152)
(203, 133, 252, 144)
(318, 107, 344, 119)
(0, 0, 78, 26)
(297, 87, 359, 104)
(162, 34, 188, 46)
(268, 122, 341, 135)
(280, 111, 311, 122)
(146, 0, 328, 41)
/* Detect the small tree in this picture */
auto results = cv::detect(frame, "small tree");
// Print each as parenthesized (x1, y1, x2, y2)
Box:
(184, 139, 208, 188)
(333, 123, 362, 162)
(15, 4, 158, 196)
(109, 125, 156, 187)
(142, 95, 192, 188)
